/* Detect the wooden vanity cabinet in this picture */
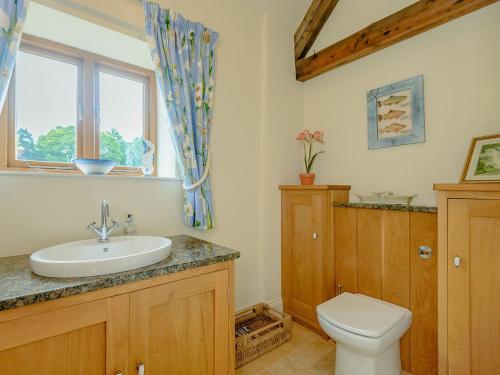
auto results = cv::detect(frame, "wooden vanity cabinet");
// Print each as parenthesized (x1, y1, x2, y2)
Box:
(435, 184, 500, 375)
(279, 185, 350, 332)
(0, 261, 235, 375)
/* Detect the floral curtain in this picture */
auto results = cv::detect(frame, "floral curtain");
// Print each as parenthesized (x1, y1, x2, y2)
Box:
(0, 0, 29, 108)
(144, 2, 217, 231)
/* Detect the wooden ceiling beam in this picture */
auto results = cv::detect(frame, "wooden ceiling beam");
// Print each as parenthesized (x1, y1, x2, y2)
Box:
(294, 0, 340, 60)
(296, 0, 499, 82)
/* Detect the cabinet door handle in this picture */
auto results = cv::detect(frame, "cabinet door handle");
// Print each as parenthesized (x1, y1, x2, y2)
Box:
(137, 362, 145, 375)
(115, 372, 123, 375)
(453, 255, 462, 268)
(312, 232, 318, 240)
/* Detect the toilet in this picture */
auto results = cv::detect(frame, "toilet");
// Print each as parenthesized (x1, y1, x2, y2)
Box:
(317, 292, 412, 375)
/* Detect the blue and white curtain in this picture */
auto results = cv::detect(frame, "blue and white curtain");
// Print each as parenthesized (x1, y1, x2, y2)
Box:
(0, 0, 29, 108)
(144, 2, 217, 231)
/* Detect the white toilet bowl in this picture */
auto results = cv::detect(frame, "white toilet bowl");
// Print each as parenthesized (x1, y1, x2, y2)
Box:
(317, 292, 412, 375)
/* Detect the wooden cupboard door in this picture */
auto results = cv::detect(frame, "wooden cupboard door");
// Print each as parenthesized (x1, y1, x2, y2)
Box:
(282, 192, 326, 324)
(448, 199, 500, 375)
(0, 294, 129, 375)
(129, 270, 229, 375)
(334, 207, 357, 294)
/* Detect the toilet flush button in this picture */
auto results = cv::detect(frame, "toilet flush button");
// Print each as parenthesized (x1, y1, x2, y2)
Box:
(418, 246, 432, 259)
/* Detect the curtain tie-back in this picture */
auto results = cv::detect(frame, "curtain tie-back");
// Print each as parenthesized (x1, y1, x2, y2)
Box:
(183, 153, 210, 191)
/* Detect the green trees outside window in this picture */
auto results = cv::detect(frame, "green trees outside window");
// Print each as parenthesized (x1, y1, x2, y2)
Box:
(17, 126, 144, 166)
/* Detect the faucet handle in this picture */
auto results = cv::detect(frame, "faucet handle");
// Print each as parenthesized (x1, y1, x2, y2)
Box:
(87, 221, 97, 230)
(111, 220, 120, 228)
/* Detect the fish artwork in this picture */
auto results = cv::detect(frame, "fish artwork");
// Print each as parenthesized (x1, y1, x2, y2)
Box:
(378, 109, 405, 121)
(379, 123, 407, 135)
(377, 95, 407, 107)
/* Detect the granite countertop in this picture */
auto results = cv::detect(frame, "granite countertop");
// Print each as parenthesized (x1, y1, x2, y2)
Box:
(0, 235, 240, 312)
(333, 202, 437, 213)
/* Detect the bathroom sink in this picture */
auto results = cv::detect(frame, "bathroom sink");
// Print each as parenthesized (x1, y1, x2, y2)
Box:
(30, 236, 172, 278)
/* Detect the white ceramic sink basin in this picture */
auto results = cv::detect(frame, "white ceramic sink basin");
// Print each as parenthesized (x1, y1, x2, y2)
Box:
(30, 236, 172, 278)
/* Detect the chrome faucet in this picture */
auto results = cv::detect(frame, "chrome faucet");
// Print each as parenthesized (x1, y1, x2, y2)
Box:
(87, 200, 119, 242)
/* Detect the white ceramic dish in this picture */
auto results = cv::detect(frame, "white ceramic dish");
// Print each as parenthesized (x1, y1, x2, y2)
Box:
(74, 158, 115, 175)
(357, 192, 417, 206)
(30, 236, 172, 278)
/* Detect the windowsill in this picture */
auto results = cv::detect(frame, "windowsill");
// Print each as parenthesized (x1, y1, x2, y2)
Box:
(0, 169, 182, 182)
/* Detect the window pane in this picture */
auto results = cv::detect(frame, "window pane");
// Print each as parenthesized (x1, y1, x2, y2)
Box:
(15, 50, 79, 163)
(98, 70, 145, 167)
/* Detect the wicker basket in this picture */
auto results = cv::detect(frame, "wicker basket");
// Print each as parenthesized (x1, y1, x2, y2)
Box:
(235, 303, 292, 368)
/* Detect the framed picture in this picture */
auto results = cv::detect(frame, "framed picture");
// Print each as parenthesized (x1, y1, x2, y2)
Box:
(461, 133, 500, 183)
(367, 75, 425, 149)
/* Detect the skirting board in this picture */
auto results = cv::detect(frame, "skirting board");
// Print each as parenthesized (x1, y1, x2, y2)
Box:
(266, 297, 283, 312)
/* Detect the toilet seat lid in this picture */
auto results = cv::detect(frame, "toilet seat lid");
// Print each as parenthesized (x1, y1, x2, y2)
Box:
(317, 293, 408, 338)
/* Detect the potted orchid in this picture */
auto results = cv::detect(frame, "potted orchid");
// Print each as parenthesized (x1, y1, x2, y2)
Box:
(296, 129, 324, 185)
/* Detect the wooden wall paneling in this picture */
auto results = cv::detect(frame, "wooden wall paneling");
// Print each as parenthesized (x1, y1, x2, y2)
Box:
(381, 210, 410, 305)
(356, 209, 382, 298)
(381, 210, 410, 371)
(328, 190, 350, 298)
(334, 207, 357, 294)
(336, 207, 438, 374)
(409, 212, 438, 375)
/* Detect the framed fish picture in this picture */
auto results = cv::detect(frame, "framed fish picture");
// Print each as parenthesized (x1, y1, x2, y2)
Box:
(367, 75, 425, 149)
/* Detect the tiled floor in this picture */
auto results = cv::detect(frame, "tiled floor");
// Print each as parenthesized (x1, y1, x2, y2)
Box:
(236, 322, 412, 375)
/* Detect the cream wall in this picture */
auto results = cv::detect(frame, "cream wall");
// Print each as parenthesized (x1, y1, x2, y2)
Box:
(0, 0, 309, 311)
(0, 174, 185, 255)
(3, 0, 495, 312)
(259, 0, 309, 305)
(304, 1, 500, 205)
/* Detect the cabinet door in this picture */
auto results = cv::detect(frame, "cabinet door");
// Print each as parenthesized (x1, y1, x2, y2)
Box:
(448, 199, 500, 375)
(282, 192, 326, 324)
(0, 295, 129, 375)
(129, 270, 230, 375)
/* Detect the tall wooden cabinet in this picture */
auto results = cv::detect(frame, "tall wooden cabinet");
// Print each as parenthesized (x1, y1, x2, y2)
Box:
(279, 185, 350, 332)
(435, 184, 500, 375)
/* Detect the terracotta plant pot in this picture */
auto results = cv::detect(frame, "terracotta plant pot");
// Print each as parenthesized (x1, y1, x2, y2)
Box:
(299, 173, 315, 185)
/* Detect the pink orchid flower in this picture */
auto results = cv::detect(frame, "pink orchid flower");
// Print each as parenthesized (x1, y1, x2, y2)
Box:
(296, 129, 325, 174)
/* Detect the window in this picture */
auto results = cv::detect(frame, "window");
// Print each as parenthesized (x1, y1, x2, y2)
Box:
(1, 34, 156, 175)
